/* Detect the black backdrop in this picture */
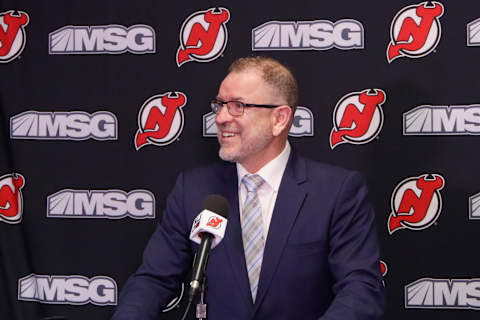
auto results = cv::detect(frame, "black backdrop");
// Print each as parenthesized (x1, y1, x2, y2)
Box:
(1, 0, 480, 319)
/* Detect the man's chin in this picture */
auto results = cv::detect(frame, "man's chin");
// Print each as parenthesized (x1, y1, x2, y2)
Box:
(219, 149, 238, 163)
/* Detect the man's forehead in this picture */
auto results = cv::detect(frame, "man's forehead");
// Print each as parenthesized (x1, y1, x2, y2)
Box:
(219, 69, 270, 92)
(224, 69, 263, 84)
(218, 69, 269, 98)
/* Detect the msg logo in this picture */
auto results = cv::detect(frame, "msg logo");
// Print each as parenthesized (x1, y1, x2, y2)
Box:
(18, 274, 117, 305)
(47, 189, 155, 219)
(406, 278, 480, 309)
(10, 111, 118, 140)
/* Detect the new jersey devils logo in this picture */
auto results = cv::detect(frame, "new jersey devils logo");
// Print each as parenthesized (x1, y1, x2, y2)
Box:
(380, 260, 388, 286)
(135, 92, 186, 150)
(176, 7, 230, 67)
(206, 216, 223, 228)
(0, 10, 29, 63)
(388, 174, 445, 234)
(380, 261, 388, 277)
(330, 88, 386, 149)
(387, 2, 444, 63)
(0, 173, 25, 224)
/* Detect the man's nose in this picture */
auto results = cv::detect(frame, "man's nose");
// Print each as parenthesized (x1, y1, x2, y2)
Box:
(215, 104, 232, 123)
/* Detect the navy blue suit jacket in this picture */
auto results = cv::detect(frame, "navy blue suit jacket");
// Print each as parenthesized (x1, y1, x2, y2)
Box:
(113, 150, 385, 319)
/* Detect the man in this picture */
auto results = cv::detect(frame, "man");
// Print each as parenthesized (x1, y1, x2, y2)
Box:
(113, 56, 385, 319)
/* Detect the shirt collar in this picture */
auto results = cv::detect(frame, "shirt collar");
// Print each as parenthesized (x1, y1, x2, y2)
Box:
(236, 141, 291, 192)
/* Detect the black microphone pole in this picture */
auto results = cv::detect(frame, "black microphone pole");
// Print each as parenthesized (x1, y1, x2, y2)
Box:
(188, 233, 213, 300)
(180, 194, 229, 320)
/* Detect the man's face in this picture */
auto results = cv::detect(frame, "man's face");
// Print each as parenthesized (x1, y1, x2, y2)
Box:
(215, 69, 276, 167)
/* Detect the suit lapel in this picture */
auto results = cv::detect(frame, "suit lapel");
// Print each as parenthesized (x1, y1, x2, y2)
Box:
(220, 163, 254, 309)
(253, 151, 307, 312)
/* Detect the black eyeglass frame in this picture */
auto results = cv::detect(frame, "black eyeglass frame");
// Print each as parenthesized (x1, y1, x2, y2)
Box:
(211, 99, 282, 116)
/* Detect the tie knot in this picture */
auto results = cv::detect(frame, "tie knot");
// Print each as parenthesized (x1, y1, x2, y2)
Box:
(242, 174, 265, 193)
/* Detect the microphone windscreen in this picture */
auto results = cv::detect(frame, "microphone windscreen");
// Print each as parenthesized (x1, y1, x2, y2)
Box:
(202, 194, 229, 218)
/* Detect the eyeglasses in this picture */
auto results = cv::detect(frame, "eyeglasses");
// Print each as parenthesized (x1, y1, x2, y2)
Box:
(211, 99, 281, 116)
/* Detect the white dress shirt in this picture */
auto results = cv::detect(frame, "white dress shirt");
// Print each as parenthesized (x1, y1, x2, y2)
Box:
(236, 141, 291, 239)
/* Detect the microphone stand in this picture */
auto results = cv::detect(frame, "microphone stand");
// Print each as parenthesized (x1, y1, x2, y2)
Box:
(179, 276, 208, 320)
(196, 277, 207, 319)
(180, 249, 210, 320)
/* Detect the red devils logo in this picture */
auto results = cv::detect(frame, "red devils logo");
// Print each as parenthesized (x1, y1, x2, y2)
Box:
(191, 214, 202, 234)
(135, 92, 186, 150)
(176, 7, 230, 67)
(193, 219, 200, 230)
(330, 88, 386, 149)
(388, 174, 445, 234)
(0, 10, 29, 63)
(387, 2, 444, 63)
(380, 261, 388, 277)
(380, 260, 388, 286)
(206, 216, 223, 228)
(0, 173, 25, 224)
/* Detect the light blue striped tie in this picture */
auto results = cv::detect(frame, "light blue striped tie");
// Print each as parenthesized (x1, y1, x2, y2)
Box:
(241, 174, 265, 302)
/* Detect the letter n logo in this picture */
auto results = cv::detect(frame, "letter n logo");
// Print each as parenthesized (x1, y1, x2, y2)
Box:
(330, 88, 386, 149)
(387, 2, 444, 63)
(0, 10, 29, 63)
(0, 173, 25, 224)
(135, 92, 187, 150)
(176, 7, 230, 67)
(388, 174, 445, 234)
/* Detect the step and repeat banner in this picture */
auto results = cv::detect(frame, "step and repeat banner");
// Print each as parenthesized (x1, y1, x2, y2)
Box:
(1, 1, 479, 319)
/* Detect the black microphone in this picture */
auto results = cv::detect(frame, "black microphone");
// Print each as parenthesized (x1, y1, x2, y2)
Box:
(187, 194, 229, 301)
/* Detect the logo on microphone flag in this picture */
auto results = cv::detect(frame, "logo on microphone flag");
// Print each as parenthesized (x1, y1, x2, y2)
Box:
(190, 210, 227, 248)
(206, 216, 223, 228)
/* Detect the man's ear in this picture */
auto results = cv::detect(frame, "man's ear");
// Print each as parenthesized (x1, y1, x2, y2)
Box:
(271, 105, 293, 136)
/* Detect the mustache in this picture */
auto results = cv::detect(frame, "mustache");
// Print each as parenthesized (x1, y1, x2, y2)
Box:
(218, 124, 240, 133)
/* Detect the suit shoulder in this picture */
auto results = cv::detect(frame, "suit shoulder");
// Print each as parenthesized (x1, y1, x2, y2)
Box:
(296, 156, 370, 208)
(300, 156, 365, 187)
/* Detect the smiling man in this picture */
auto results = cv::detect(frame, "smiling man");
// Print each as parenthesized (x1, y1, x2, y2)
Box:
(113, 56, 385, 320)
(215, 58, 294, 173)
